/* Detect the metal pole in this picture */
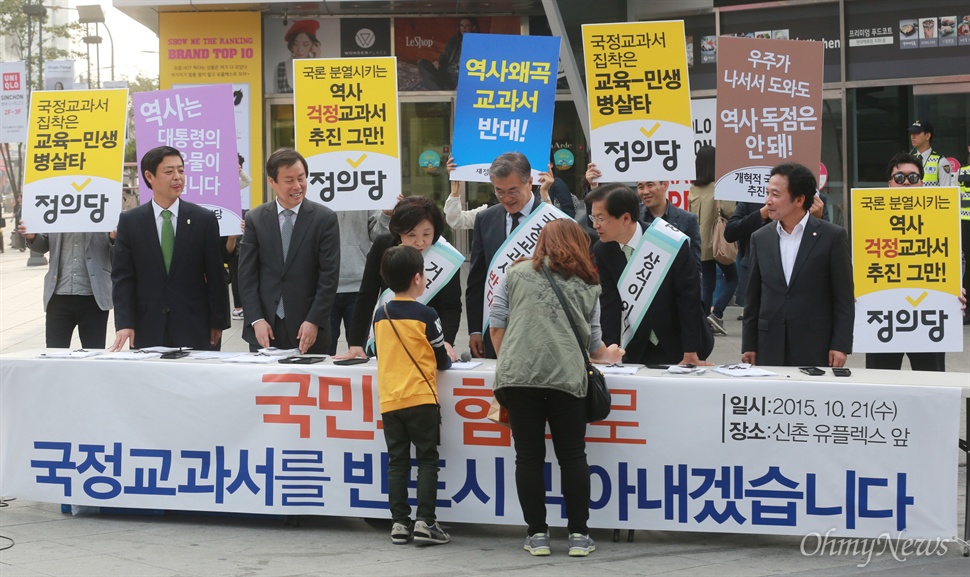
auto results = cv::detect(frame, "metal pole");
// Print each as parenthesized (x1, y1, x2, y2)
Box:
(104, 24, 115, 82)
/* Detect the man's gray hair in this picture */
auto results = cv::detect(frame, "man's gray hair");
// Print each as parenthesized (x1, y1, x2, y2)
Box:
(489, 152, 531, 182)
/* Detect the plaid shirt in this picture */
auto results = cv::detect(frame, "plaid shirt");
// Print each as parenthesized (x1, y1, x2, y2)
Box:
(276, 61, 292, 93)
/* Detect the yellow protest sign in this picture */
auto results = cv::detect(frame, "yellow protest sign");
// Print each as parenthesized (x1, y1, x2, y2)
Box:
(851, 186, 962, 353)
(582, 21, 694, 183)
(22, 89, 127, 233)
(294, 57, 399, 211)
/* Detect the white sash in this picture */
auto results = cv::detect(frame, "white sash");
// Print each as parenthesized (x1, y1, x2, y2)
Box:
(618, 217, 688, 348)
(482, 202, 570, 331)
(366, 237, 465, 352)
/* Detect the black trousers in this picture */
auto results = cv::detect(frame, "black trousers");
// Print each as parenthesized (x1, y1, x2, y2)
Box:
(865, 352, 945, 372)
(495, 386, 590, 536)
(46, 294, 109, 349)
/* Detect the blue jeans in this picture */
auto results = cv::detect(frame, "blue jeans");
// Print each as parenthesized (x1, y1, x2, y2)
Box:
(702, 259, 738, 318)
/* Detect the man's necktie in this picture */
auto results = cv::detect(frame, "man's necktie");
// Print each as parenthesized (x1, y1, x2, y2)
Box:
(277, 209, 294, 318)
(161, 209, 174, 274)
(621, 244, 634, 261)
(511, 211, 522, 231)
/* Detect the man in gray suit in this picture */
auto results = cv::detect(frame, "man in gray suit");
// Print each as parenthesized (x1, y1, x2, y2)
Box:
(466, 152, 542, 358)
(19, 228, 114, 348)
(741, 163, 854, 367)
(239, 148, 340, 354)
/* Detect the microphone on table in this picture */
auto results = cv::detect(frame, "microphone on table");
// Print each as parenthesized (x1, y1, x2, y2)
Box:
(460, 351, 472, 362)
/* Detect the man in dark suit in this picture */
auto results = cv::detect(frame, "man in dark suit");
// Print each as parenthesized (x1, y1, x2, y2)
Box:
(111, 146, 229, 350)
(238, 148, 340, 354)
(587, 183, 711, 366)
(742, 163, 854, 367)
(466, 152, 542, 358)
(637, 180, 702, 271)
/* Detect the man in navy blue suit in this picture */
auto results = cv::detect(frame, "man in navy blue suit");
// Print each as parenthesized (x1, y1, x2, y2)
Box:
(111, 146, 229, 350)
(466, 152, 542, 358)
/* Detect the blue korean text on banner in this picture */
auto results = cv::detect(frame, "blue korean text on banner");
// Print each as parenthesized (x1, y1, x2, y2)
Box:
(450, 33, 561, 183)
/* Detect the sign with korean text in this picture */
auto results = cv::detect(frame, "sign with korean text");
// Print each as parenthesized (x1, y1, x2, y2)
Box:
(294, 57, 399, 211)
(0, 356, 959, 540)
(715, 37, 823, 203)
(22, 90, 127, 233)
(851, 187, 963, 353)
(450, 33, 560, 182)
(1, 61, 28, 143)
(134, 85, 242, 236)
(618, 218, 687, 348)
(483, 203, 570, 331)
(583, 21, 695, 183)
(159, 12, 263, 212)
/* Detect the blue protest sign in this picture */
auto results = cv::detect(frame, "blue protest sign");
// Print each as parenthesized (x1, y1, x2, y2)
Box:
(450, 33, 560, 182)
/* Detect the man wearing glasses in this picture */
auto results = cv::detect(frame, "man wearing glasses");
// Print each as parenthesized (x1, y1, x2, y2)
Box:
(466, 152, 543, 358)
(866, 153, 946, 371)
(587, 183, 710, 367)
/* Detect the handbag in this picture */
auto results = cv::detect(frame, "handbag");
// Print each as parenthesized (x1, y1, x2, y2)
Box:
(540, 265, 611, 423)
(486, 397, 510, 428)
(712, 201, 738, 265)
(381, 303, 442, 444)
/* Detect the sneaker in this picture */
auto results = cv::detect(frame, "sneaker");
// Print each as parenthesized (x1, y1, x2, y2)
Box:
(568, 533, 595, 557)
(390, 521, 412, 544)
(231, 309, 244, 320)
(707, 313, 727, 336)
(413, 520, 449, 545)
(524, 533, 551, 556)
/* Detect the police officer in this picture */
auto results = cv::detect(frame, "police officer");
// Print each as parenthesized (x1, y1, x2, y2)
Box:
(908, 120, 957, 187)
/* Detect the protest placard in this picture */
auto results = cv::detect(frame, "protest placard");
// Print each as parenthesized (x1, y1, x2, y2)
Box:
(294, 57, 399, 211)
(583, 21, 695, 183)
(715, 37, 823, 202)
(134, 85, 242, 236)
(852, 186, 963, 353)
(22, 90, 127, 233)
(450, 33, 560, 182)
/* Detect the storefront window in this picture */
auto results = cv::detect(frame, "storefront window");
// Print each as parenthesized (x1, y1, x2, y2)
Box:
(820, 97, 845, 226)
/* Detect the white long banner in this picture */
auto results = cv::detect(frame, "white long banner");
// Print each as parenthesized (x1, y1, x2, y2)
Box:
(0, 356, 960, 539)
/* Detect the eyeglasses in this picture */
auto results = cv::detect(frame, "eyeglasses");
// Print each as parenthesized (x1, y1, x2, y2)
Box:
(588, 214, 611, 225)
(494, 187, 527, 200)
(892, 172, 921, 185)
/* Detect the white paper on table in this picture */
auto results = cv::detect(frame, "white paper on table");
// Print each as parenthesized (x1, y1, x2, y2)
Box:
(139, 346, 192, 353)
(99, 351, 164, 361)
(38, 350, 102, 359)
(666, 365, 706, 375)
(222, 354, 284, 364)
(594, 364, 641, 375)
(713, 364, 779, 377)
(258, 347, 301, 356)
(191, 351, 247, 360)
(449, 361, 483, 370)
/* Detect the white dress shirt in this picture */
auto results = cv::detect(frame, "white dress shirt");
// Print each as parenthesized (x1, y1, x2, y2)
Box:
(505, 198, 535, 237)
(776, 210, 810, 285)
(620, 222, 643, 256)
(276, 199, 301, 230)
(151, 198, 180, 242)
